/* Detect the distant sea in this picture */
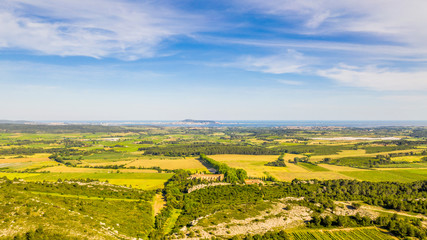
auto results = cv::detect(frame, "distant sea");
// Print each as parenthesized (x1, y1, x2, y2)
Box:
(39, 120, 427, 128)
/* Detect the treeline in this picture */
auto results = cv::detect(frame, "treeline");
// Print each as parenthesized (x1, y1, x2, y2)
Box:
(308, 214, 426, 239)
(411, 128, 427, 138)
(141, 143, 280, 156)
(376, 214, 425, 239)
(292, 156, 309, 163)
(199, 154, 247, 183)
(308, 214, 372, 228)
(265, 180, 427, 214)
(362, 145, 416, 154)
(355, 139, 427, 153)
(0, 147, 51, 156)
(0, 123, 153, 134)
(274, 144, 353, 155)
(322, 156, 381, 168)
(2, 139, 57, 146)
(265, 153, 286, 167)
(48, 148, 116, 164)
(0, 146, 113, 157)
(323, 151, 427, 168)
(81, 165, 175, 173)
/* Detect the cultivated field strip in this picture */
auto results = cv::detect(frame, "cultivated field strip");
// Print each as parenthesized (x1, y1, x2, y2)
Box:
(289, 228, 394, 240)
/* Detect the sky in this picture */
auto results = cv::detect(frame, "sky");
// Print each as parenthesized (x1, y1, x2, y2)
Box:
(1, 0, 427, 121)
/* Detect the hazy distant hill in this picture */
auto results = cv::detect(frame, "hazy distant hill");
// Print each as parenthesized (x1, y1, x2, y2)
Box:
(0, 120, 33, 124)
(182, 119, 219, 124)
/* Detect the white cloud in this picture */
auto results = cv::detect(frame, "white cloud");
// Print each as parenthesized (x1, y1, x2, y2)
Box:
(239, 0, 427, 51)
(236, 49, 307, 74)
(318, 65, 427, 91)
(0, 0, 208, 59)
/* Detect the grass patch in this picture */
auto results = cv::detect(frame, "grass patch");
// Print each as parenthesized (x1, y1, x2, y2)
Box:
(164, 209, 182, 234)
(375, 162, 427, 168)
(391, 155, 425, 162)
(297, 162, 330, 172)
(339, 169, 427, 182)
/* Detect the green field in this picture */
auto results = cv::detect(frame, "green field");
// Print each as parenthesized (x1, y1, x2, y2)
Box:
(376, 162, 427, 168)
(340, 169, 427, 182)
(297, 162, 330, 172)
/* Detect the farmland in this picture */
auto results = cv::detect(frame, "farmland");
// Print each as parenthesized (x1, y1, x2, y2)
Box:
(126, 157, 208, 172)
(1, 123, 427, 239)
(0, 171, 173, 190)
(209, 154, 427, 182)
(288, 228, 394, 240)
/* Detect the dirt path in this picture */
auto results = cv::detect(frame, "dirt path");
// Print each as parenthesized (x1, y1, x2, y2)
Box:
(153, 193, 166, 216)
(362, 205, 427, 220)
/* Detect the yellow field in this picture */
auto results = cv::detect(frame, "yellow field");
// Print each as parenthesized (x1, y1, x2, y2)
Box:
(106, 179, 168, 190)
(310, 150, 366, 161)
(311, 149, 425, 162)
(0, 171, 173, 190)
(0, 153, 51, 163)
(118, 169, 159, 173)
(270, 171, 352, 181)
(317, 164, 369, 172)
(40, 165, 158, 173)
(82, 160, 133, 166)
(391, 156, 424, 162)
(126, 158, 208, 171)
(210, 154, 359, 181)
(209, 154, 286, 177)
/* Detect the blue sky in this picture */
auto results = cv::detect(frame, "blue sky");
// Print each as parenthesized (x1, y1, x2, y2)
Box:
(1, 0, 427, 120)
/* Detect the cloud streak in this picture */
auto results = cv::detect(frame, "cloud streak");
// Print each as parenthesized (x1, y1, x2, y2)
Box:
(319, 65, 427, 91)
(239, 0, 427, 42)
(0, 0, 208, 59)
(229, 0, 427, 62)
(232, 50, 308, 74)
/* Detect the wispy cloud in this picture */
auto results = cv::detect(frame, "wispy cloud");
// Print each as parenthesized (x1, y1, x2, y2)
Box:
(0, 0, 209, 60)
(238, 0, 427, 41)
(318, 65, 427, 91)
(276, 79, 303, 86)
(230, 0, 427, 62)
(232, 49, 307, 74)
